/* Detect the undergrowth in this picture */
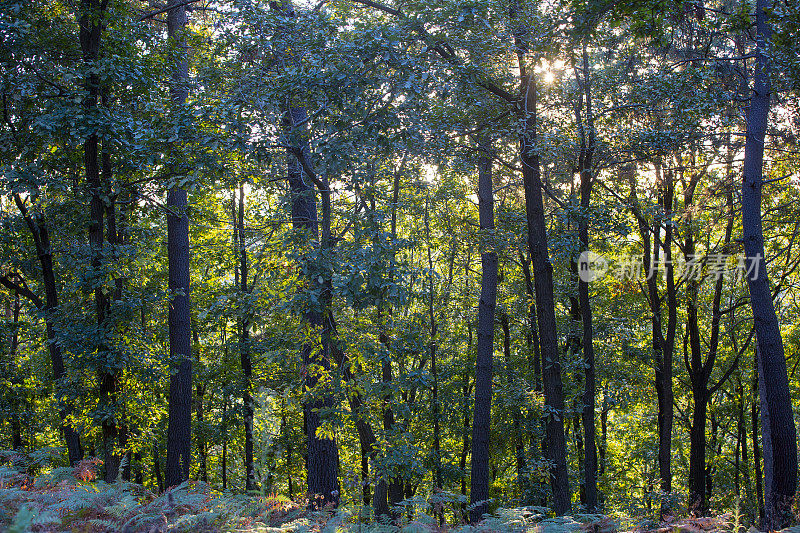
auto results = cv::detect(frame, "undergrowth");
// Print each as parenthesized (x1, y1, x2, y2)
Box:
(0, 450, 791, 532)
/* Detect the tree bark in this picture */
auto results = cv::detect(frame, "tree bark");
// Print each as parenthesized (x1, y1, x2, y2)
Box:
(236, 184, 257, 491)
(519, 72, 570, 516)
(469, 141, 497, 522)
(501, 312, 529, 502)
(741, 1, 797, 528)
(573, 44, 597, 511)
(6, 291, 23, 449)
(9, 196, 84, 464)
(282, 106, 341, 509)
(164, 0, 193, 488)
(79, 0, 122, 483)
(751, 358, 765, 524)
(196, 383, 207, 482)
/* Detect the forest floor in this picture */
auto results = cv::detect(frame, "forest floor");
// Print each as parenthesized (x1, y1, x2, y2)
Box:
(0, 453, 781, 533)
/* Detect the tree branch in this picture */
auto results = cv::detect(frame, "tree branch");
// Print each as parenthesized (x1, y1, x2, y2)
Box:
(0, 274, 43, 309)
(138, 0, 205, 21)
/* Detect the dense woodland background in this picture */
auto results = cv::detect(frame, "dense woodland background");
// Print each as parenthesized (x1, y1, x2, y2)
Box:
(2, 0, 800, 530)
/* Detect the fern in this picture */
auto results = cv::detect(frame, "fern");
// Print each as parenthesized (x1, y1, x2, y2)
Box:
(6, 505, 35, 533)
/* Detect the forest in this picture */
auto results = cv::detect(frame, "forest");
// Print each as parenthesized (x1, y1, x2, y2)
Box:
(2, 0, 800, 531)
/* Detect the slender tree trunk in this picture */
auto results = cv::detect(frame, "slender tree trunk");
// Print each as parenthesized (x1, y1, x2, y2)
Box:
(737, 378, 753, 518)
(105, 161, 132, 481)
(658, 171, 676, 514)
(600, 385, 608, 478)
(502, 312, 528, 502)
(236, 184, 257, 491)
(384, 161, 406, 515)
(282, 104, 340, 509)
(751, 357, 765, 524)
(469, 141, 497, 522)
(520, 253, 541, 392)
(629, 162, 676, 517)
(460, 365, 472, 502)
(519, 72, 570, 516)
(222, 393, 228, 492)
(10, 198, 83, 464)
(79, 0, 121, 483)
(741, 1, 797, 527)
(573, 44, 597, 511)
(7, 292, 23, 449)
(196, 383, 207, 483)
(424, 197, 444, 495)
(153, 439, 164, 492)
(165, 0, 193, 488)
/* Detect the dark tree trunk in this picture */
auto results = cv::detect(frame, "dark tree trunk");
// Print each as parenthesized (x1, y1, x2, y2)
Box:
(658, 170, 676, 513)
(374, 160, 406, 518)
(10, 196, 83, 464)
(7, 292, 23, 449)
(385, 162, 406, 515)
(165, 0, 193, 488)
(460, 364, 472, 502)
(273, 0, 341, 506)
(736, 378, 753, 515)
(519, 253, 542, 393)
(600, 385, 609, 478)
(518, 72, 570, 516)
(630, 162, 676, 516)
(196, 383, 207, 483)
(222, 394, 228, 492)
(751, 359, 765, 524)
(424, 197, 444, 496)
(79, 0, 121, 482)
(572, 44, 597, 511)
(469, 141, 497, 523)
(236, 184, 257, 491)
(105, 153, 132, 482)
(501, 312, 529, 502)
(153, 439, 164, 493)
(509, 5, 568, 513)
(688, 383, 710, 515)
(741, 1, 797, 528)
(282, 101, 340, 508)
(685, 173, 734, 516)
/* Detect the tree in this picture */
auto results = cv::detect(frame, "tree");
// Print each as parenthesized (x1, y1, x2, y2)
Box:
(469, 139, 498, 522)
(741, 0, 797, 527)
(164, 0, 193, 488)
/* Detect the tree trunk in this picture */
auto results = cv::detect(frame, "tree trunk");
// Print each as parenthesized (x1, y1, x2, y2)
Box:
(236, 184, 257, 491)
(519, 253, 542, 394)
(153, 439, 164, 492)
(6, 292, 23, 449)
(573, 44, 597, 511)
(10, 196, 84, 464)
(164, 0, 193, 488)
(424, 197, 444, 495)
(502, 312, 529, 502)
(79, 0, 121, 482)
(469, 141, 497, 522)
(519, 72, 570, 516)
(741, 1, 797, 528)
(222, 393, 228, 492)
(751, 359, 765, 524)
(460, 363, 472, 502)
(196, 383, 207, 483)
(282, 101, 340, 508)
(272, 0, 341, 506)
(629, 161, 676, 517)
